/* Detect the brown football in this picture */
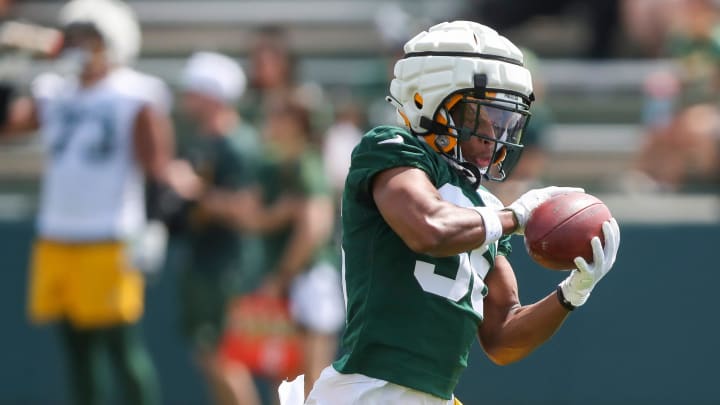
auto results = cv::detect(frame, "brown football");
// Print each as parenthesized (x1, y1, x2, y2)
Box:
(524, 192, 612, 270)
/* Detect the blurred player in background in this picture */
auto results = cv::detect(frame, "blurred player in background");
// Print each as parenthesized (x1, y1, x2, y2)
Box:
(240, 26, 297, 127)
(0, 1, 172, 404)
(242, 25, 330, 142)
(280, 21, 621, 405)
(167, 50, 265, 405)
(258, 96, 344, 399)
(248, 26, 296, 105)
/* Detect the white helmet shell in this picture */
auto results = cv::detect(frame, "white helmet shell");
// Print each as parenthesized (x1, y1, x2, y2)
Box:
(389, 21, 533, 134)
(59, 0, 141, 66)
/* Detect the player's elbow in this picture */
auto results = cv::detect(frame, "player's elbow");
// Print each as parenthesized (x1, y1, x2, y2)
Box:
(403, 221, 444, 255)
(484, 345, 527, 366)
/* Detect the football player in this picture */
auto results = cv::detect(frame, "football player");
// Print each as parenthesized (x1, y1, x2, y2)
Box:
(280, 21, 621, 404)
(0, 1, 171, 404)
(169, 50, 266, 405)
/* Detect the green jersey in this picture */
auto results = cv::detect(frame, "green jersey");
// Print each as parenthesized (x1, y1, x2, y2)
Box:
(184, 123, 260, 278)
(257, 148, 332, 274)
(334, 126, 512, 400)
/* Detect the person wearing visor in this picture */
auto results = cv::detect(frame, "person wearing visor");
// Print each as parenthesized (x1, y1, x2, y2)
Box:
(0, 1, 172, 404)
(279, 21, 621, 405)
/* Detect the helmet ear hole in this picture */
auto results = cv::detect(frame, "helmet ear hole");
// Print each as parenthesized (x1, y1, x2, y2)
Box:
(422, 133, 456, 153)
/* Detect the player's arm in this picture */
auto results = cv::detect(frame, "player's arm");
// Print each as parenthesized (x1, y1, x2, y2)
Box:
(265, 195, 334, 293)
(0, 95, 40, 137)
(479, 218, 620, 366)
(199, 187, 299, 232)
(478, 255, 569, 366)
(133, 104, 174, 182)
(372, 166, 518, 257)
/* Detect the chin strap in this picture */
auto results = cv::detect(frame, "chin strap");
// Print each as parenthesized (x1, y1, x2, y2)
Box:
(459, 161, 483, 188)
(439, 154, 482, 189)
(416, 116, 483, 188)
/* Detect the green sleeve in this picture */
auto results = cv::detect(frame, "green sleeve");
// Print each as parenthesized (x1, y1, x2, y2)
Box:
(345, 126, 441, 202)
(216, 143, 258, 190)
(497, 235, 512, 257)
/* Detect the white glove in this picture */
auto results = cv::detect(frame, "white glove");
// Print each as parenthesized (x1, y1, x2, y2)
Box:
(505, 186, 585, 235)
(558, 218, 621, 308)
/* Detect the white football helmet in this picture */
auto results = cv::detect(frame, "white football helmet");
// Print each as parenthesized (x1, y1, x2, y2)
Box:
(388, 21, 534, 182)
(58, 0, 141, 66)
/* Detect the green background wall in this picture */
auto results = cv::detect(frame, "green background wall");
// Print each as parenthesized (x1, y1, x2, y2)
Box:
(1, 220, 719, 404)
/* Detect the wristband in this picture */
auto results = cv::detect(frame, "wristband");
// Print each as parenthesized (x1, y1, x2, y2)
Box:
(472, 207, 503, 245)
(556, 285, 576, 311)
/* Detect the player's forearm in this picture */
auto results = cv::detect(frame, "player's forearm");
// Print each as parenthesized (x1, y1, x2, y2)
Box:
(227, 193, 298, 232)
(373, 166, 519, 256)
(420, 204, 517, 257)
(134, 106, 174, 182)
(483, 292, 569, 365)
(0, 97, 40, 137)
(252, 197, 301, 232)
(198, 189, 239, 222)
(274, 198, 333, 283)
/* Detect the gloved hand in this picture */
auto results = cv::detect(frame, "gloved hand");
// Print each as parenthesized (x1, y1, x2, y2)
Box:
(505, 186, 584, 235)
(559, 218, 621, 308)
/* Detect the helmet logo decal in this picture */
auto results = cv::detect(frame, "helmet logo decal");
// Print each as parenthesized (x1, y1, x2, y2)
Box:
(435, 135, 451, 149)
(414, 93, 423, 109)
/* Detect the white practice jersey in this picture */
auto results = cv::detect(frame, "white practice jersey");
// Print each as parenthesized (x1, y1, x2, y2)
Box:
(33, 67, 171, 241)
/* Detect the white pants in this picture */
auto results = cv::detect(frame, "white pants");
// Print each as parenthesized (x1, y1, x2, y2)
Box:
(302, 366, 456, 405)
(289, 262, 345, 334)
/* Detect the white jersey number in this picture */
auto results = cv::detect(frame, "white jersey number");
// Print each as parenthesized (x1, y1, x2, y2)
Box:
(414, 248, 490, 316)
(414, 183, 498, 316)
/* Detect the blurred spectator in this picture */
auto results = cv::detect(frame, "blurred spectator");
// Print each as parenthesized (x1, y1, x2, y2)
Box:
(486, 48, 553, 204)
(248, 26, 295, 97)
(242, 25, 298, 125)
(621, 0, 681, 57)
(626, 0, 720, 192)
(166, 51, 265, 405)
(632, 95, 720, 192)
(665, 0, 720, 104)
(0, 1, 171, 404)
(256, 97, 344, 399)
(245, 25, 334, 136)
